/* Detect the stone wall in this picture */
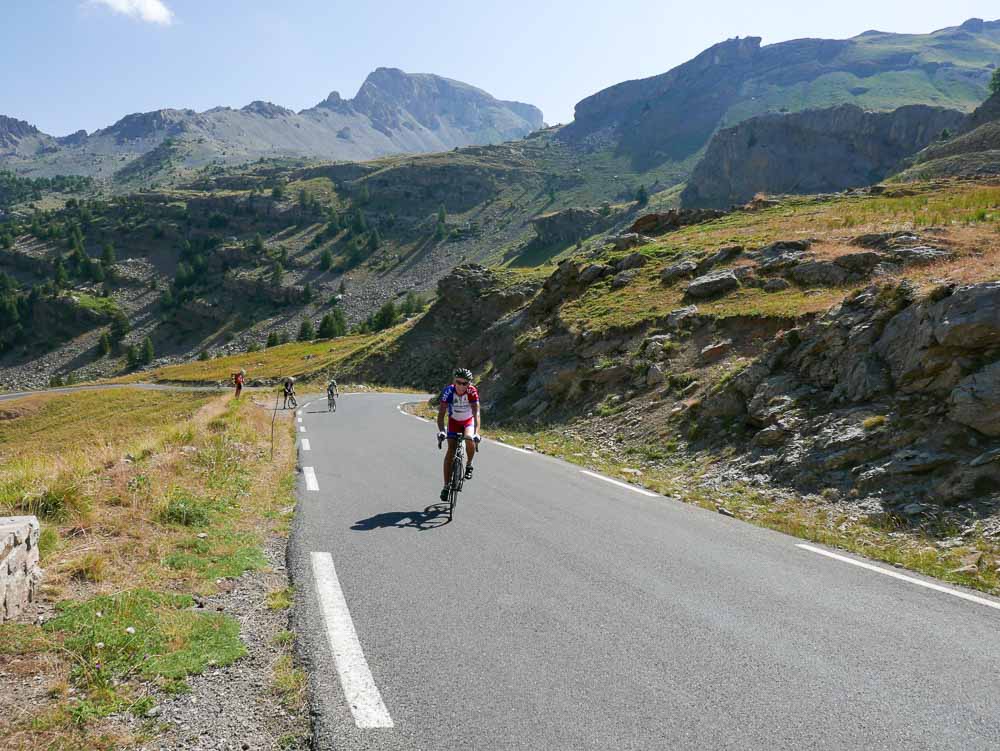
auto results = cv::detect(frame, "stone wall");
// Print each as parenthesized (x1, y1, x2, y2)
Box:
(1, 516, 43, 622)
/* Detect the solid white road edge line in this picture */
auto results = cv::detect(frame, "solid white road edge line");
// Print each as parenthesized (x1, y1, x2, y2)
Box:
(797, 543, 1000, 612)
(303, 466, 319, 492)
(301, 439, 311, 451)
(580, 470, 658, 497)
(310, 552, 395, 729)
(492, 441, 534, 455)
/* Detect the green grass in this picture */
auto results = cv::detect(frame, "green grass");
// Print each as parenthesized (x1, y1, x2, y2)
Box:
(266, 587, 294, 611)
(69, 293, 123, 318)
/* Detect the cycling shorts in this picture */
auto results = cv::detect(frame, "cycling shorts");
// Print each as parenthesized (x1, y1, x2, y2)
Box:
(447, 416, 474, 438)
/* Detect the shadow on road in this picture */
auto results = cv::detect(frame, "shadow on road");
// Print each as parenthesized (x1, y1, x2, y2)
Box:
(351, 504, 452, 531)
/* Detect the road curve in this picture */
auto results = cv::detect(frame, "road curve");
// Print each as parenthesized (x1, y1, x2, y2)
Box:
(289, 392, 1000, 751)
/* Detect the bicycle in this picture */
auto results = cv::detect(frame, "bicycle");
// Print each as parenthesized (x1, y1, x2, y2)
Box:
(327, 393, 337, 412)
(438, 433, 481, 514)
(285, 392, 298, 409)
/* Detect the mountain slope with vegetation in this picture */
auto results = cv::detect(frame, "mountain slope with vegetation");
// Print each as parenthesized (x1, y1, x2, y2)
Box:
(559, 18, 1000, 178)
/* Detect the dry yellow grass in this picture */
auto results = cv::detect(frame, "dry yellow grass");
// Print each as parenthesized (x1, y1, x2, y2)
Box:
(0, 388, 298, 747)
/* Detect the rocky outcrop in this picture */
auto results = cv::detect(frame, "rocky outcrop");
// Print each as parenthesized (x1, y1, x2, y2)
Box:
(530, 208, 612, 245)
(700, 281, 1000, 503)
(681, 104, 965, 208)
(628, 208, 728, 236)
(896, 90, 1000, 181)
(1, 516, 42, 623)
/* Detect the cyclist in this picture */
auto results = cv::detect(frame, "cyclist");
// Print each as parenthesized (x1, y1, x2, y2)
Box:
(233, 368, 245, 399)
(282, 376, 296, 409)
(327, 377, 339, 409)
(436, 368, 481, 503)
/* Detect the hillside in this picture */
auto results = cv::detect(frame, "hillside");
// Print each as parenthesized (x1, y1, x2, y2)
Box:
(681, 104, 965, 207)
(0, 68, 544, 183)
(558, 18, 1000, 177)
(895, 90, 1000, 180)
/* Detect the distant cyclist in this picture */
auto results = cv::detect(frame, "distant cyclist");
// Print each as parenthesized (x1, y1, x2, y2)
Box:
(282, 376, 296, 409)
(233, 368, 245, 399)
(436, 368, 481, 503)
(327, 378, 339, 411)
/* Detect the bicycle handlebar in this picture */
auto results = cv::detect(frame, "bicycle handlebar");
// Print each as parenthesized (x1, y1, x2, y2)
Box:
(438, 435, 482, 450)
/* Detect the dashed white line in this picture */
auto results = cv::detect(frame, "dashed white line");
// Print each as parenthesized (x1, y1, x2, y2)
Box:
(311, 552, 394, 729)
(299, 426, 307, 433)
(301, 439, 311, 451)
(797, 544, 1000, 612)
(580, 470, 658, 497)
(303, 466, 319, 491)
(297, 417, 303, 423)
(297, 409, 302, 416)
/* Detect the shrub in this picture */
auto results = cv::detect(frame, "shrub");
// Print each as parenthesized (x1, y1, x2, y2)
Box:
(298, 319, 315, 341)
(197, 350, 210, 361)
(159, 491, 211, 527)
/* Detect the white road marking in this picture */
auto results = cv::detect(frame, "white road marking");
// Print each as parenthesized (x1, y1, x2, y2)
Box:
(301, 439, 311, 451)
(580, 470, 658, 497)
(297, 409, 302, 416)
(298, 417, 303, 423)
(299, 426, 306, 433)
(493, 441, 534, 455)
(310, 552, 394, 729)
(303, 466, 319, 491)
(797, 544, 1000, 612)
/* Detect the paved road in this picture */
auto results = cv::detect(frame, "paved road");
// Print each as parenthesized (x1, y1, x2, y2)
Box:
(289, 392, 1000, 751)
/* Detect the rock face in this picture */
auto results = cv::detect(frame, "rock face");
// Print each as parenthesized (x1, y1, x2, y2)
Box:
(0, 68, 545, 179)
(531, 208, 609, 245)
(701, 281, 1000, 503)
(557, 20, 999, 172)
(896, 90, 1000, 181)
(681, 104, 965, 208)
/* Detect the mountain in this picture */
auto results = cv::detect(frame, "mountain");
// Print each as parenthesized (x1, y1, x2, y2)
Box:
(0, 68, 544, 182)
(558, 18, 1000, 175)
(680, 104, 965, 208)
(895, 89, 1000, 180)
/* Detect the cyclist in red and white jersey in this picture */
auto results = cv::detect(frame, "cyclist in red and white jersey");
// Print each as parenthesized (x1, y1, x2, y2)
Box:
(436, 368, 481, 503)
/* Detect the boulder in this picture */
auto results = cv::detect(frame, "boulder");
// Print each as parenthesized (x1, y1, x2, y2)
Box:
(700, 340, 733, 363)
(948, 360, 1000, 436)
(579, 264, 612, 284)
(616, 252, 648, 270)
(763, 278, 791, 292)
(696, 245, 743, 274)
(660, 260, 698, 284)
(611, 234, 645, 250)
(788, 261, 851, 287)
(611, 270, 639, 289)
(753, 425, 789, 447)
(833, 251, 884, 274)
(685, 270, 740, 299)
(665, 306, 700, 330)
(890, 247, 953, 266)
(646, 363, 666, 386)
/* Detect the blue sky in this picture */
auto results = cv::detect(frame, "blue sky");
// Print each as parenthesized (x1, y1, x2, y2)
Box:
(4, 1, 1000, 136)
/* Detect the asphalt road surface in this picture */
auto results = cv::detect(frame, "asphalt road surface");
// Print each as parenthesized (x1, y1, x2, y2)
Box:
(289, 392, 1000, 751)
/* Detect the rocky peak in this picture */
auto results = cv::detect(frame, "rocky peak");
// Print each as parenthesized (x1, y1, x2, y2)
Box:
(241, 101, 294, 118)
(57, 129, 88, 146)
(0, 115, 41, 148)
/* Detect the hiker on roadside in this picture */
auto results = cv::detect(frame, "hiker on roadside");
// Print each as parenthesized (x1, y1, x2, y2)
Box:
(234, 369, 246, 399)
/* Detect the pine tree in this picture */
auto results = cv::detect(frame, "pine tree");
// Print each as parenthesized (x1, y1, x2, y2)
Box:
(266, 331, 280, 348)
(98, 332, 112, 357)
(53, 257, 68, 288)
(319, 248, 333, 271)
(371, 301, 397, 331)
(352, 208, 367, 234)
(142, 336, 155, 364)
(338, 280, 346, 295)
(126, 343, 141, 369)
(270, 262, 284, 288)
(110, 310, 130, 347)
(991, 68, 1000, 96)
(102, 241, 116, 266)
(318, 313, 337, 339)
(252, 233, 265, 253)
(302, 282, 314, 303)
(298, 319, 315, 341)
(636, 184, 649, 207)
(367, 229, 381, 252)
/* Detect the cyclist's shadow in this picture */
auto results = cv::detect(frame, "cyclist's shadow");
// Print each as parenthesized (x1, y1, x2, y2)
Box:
(351, 504, 452, 532)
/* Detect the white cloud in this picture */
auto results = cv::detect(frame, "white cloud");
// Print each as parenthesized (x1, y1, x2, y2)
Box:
(89, 0, 175, 25)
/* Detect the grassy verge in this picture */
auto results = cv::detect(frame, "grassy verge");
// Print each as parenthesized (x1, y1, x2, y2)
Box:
(0, 388, 297, 749)
(405, 401, 1000, 597)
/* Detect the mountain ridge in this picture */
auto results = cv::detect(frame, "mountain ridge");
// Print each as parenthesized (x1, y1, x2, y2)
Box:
(0, 68, 544, 181)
